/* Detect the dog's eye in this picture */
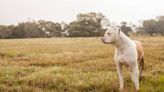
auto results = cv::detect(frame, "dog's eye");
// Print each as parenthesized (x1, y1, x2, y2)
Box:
(108, 33, 111, 35)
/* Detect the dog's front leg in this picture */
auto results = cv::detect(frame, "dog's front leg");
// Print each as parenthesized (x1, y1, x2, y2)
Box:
(116, 63, 124, 91)
(130, 64, 140, 92)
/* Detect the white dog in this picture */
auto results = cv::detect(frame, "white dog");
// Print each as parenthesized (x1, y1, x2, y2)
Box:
(101, 27, 144, 92)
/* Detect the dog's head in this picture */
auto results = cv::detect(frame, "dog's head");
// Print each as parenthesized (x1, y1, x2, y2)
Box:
(101, 27, 121, 44)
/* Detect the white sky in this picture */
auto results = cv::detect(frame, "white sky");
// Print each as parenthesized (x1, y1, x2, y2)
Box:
(0, 0, 164, 25)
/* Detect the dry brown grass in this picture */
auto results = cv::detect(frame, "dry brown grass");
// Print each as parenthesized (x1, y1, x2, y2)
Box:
(0, 37, 164, 92)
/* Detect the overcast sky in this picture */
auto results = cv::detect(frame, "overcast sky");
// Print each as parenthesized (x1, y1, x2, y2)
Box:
(0, 0, 164, 25)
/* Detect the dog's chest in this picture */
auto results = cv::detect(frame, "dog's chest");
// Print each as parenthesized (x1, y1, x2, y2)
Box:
(114, 48, 134, 64)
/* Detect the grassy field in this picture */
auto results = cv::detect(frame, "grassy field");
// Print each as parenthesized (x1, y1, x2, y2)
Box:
(0, 37, 164, 92)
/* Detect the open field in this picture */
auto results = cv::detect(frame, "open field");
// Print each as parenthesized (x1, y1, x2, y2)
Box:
(0, 37, 164, 92)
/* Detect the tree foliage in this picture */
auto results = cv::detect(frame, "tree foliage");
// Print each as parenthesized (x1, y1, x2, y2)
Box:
(0, 20, 63, 38)
(68, 12, 105, 37)
(142, 16, 164, 36)
(0, 25, 12, 38)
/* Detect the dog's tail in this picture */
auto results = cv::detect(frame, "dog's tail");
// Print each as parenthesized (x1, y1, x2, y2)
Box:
(139, 57, 144, 76)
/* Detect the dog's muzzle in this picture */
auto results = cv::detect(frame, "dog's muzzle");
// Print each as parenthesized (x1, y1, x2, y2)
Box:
(101, 37, 110, 44)
(101, 37, 106, 43)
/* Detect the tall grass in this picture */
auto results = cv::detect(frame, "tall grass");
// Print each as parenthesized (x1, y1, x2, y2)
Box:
(0, 37, 164, 92)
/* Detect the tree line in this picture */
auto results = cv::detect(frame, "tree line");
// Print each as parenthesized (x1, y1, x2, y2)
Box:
(0, 12, 164, 39)
(141, 16, 164, 36)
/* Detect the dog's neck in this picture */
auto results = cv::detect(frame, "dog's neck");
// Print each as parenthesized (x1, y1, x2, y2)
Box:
(112, 31, 131, 50)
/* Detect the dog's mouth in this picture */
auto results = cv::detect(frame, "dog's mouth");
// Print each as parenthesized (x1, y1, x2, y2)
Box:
(101, 37, 110, 44)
